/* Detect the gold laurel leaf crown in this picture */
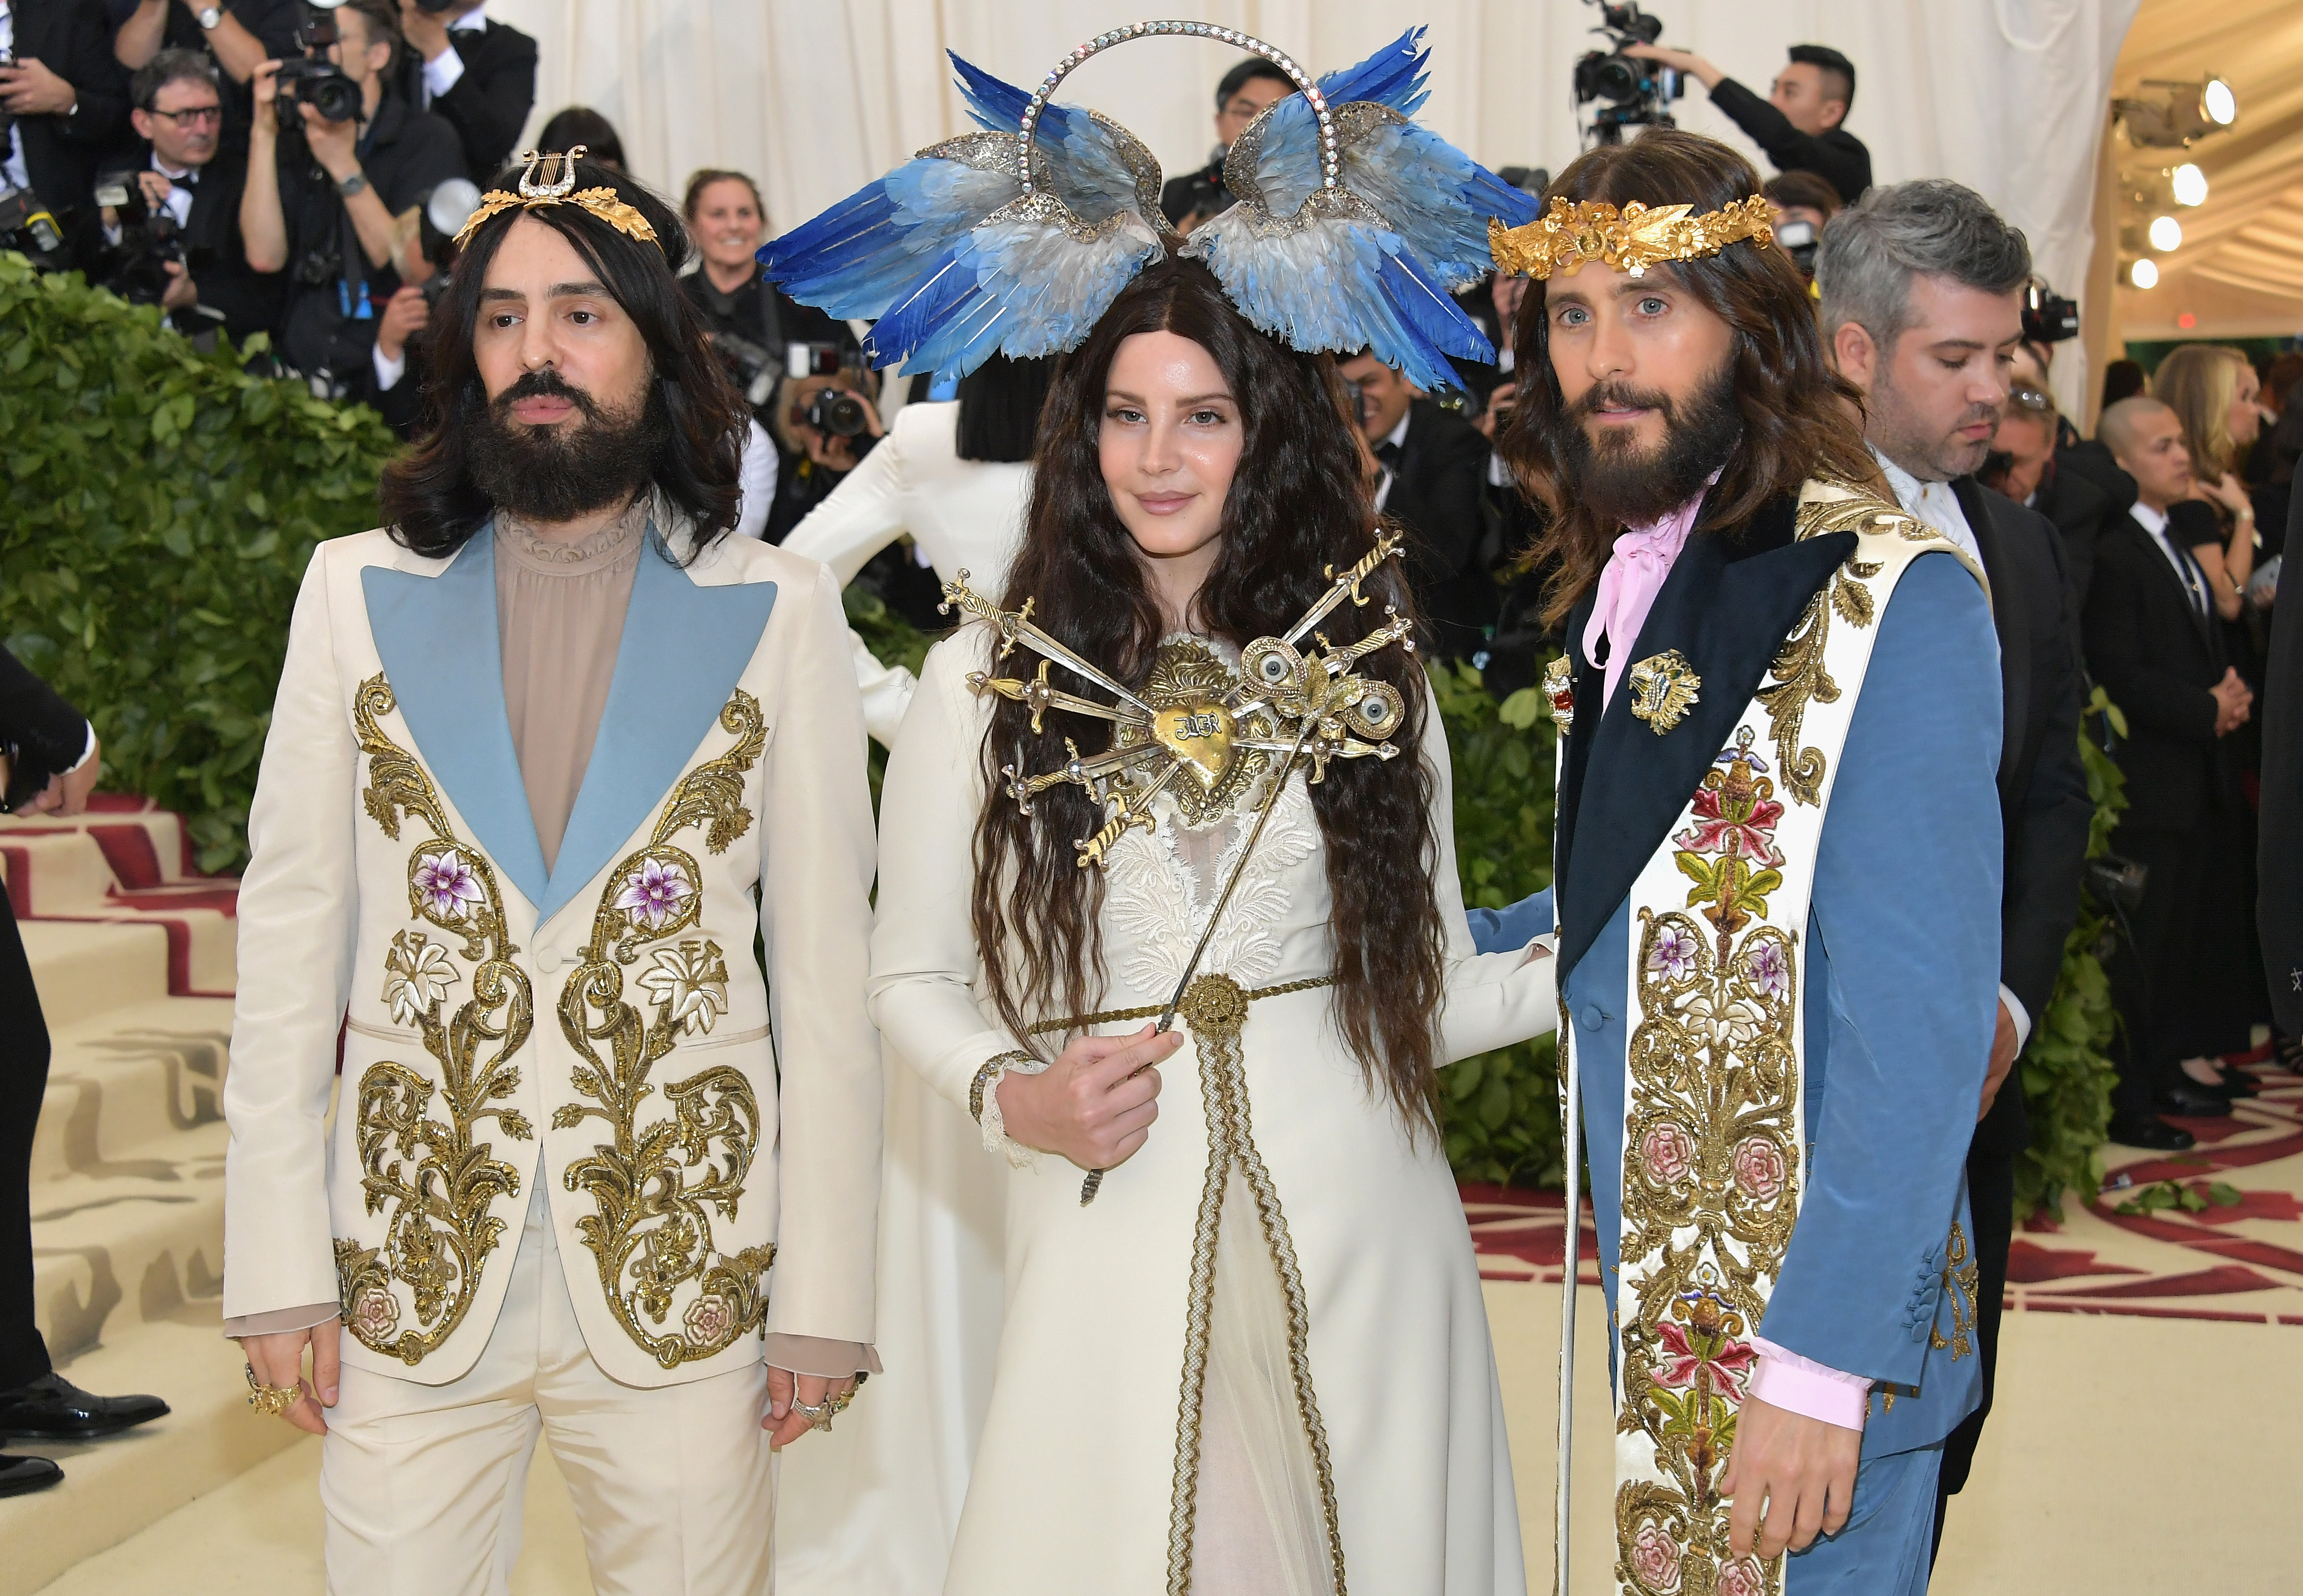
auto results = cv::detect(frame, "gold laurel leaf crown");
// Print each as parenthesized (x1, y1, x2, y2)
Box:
(1488, 195, 1774, 281)
(453, 146, 662, 251)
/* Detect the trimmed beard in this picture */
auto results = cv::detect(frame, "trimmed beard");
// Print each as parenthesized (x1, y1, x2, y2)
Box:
(1557, 359, 1742, 530)
(467, 368, 668, 524)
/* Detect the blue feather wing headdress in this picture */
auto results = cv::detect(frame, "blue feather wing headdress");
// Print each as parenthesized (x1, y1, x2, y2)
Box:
(758, 21, 1538, 392)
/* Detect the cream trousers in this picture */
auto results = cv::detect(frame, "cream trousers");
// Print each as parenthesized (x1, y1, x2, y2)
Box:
(319, 1183, 776, 1596)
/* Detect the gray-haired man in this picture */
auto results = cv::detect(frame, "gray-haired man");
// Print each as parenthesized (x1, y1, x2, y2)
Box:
(1816, 180, 2095, 1560)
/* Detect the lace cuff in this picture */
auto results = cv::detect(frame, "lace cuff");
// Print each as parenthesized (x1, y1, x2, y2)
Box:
(970, 1049, 1047, 1169)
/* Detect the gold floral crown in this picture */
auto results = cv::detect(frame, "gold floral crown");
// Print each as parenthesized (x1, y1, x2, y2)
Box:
(453, 147, 662, 251)
(1488, 195, 1774, 280)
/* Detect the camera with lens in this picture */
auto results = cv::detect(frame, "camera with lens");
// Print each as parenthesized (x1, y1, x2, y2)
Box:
(276, 56, 363, 125)
(1773, 216, 1820, 278)
(92, 175, 189, 305)
(1574, 1, 1683, 146)
(0, 182, 68, 269)
(804, 384, 872, 440)
(2021, 276, 2080, 345)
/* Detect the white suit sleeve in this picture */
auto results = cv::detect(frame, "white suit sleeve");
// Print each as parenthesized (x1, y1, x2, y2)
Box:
(733, 418, 778, 541)
(223, 546, 361, 1321)
(782, 422, 912, 586)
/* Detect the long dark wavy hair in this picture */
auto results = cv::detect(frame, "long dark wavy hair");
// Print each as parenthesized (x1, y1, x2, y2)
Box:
(1498, 130, 1878, 627)
(378, 158, 746, 561)
(971, 258, 1449, 1135)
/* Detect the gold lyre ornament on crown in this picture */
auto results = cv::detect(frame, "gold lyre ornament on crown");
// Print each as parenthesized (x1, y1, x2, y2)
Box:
(939, 532, 1416, 867)
(453, 145, 662, 250)
(1487, 194, 1774, 281)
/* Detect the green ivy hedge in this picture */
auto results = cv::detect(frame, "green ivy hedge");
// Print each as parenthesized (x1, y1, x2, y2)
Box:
(0, 253, 399, 871)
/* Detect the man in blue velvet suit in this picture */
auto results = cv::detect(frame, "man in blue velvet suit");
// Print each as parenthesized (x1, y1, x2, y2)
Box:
(1479, 132, 2001, 1594)
(223, 153, 881, 1592)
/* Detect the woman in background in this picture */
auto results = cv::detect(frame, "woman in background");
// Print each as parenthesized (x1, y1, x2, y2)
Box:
(783, 356, 1050, 744)
(2155, 343, 2269, 620)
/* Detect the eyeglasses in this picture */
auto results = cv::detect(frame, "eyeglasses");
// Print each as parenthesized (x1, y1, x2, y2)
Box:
(2007, 385, 2055, 415)
(146, 105, 224, 127)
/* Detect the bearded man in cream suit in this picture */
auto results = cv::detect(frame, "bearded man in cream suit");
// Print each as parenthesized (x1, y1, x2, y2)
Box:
(223, 151, 880, 1595)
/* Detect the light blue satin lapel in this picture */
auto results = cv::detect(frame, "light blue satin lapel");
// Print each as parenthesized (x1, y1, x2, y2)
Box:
(538, 535, 778, 929)
(361, 532, 552, 910)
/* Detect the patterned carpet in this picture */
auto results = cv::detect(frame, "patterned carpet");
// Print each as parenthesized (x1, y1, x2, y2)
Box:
(1462, 1051, 2303, 1328)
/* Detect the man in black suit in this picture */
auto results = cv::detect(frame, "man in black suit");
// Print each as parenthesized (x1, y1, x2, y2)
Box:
(1625, 40, 1871, 203)
(2262, 494, 2303, 1055)
(2089, 397, 2260, 1136)
(0, 649, 170, 1498)
(396, 0, 534, 180)
(92, 47, 280, 346)
(1156, 55, 1291, 231)
(1339, 348, 1499, 663)
(1, 0, 130, 262)
(1984, 349, 2118, 610)
(1815, 179, 2094, 1558)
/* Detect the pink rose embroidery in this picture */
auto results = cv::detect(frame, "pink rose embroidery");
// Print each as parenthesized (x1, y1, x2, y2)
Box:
(1732, 1136, 1787, 1201)
(1640, 1122, 1696, 1187)
(683, 1292, 735, 1347)
(350, 1283, 401, 1342)
(1647, 923, 1699, 984)
(412, 849, 485, 922)
(1716, 1555, 1769, 1596)
(614, 857, 696, 930)
(1629, 1521, 1684, 1592)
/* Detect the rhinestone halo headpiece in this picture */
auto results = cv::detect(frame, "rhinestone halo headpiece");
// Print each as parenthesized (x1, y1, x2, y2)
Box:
(1488, 195, 1774, 280)
(453, 146, 662, 251)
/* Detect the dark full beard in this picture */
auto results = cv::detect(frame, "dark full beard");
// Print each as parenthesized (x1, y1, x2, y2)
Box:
(1557, 360, 1743, 529)
(466, 369, 668, 524)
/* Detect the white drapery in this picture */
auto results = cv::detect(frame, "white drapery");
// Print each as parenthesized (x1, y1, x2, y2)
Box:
(488, 2, 2138, 404)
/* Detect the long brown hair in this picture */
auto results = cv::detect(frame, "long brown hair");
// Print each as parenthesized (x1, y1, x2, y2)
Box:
(2152, 343, 2250, 485)
(970, 258, 1449, 1134)
(1497, 130, 1877, 626)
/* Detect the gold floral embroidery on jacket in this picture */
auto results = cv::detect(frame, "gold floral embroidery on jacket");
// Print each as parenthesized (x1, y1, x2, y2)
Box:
(335, 676, 534, 1366)
(1616, 727, 1801, 1596)
(554, 692, 775, 1368)
(1930, 1220, 1980, 1359)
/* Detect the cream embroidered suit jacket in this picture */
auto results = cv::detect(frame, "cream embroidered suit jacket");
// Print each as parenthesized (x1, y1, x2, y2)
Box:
(223, 521, 881, 1389)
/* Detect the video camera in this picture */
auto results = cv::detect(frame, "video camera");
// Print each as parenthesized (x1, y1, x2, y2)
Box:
(1575, 1, 1684, 147)
(2022, 276, 2080, 345)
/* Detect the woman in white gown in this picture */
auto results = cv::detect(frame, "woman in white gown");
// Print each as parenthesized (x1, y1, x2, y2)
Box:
(868, 257, 1555, 1595)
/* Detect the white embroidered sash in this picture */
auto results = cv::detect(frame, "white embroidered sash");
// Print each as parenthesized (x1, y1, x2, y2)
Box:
(1607, 483, 1982, 1596)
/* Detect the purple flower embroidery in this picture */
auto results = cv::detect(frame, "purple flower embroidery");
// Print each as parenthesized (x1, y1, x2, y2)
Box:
(1647, 923, 1699, 984)
(1745, 941, 1791, 1002)
(412, 849, 485, 922)
(614, 857, 696, 930)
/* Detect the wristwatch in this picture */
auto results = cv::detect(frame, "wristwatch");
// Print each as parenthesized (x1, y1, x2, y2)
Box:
(196, 6, 224, 30)
(335, 170, 370, 197)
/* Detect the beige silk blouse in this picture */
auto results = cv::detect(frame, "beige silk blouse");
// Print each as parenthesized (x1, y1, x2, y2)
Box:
(231, 504, 873, 1380)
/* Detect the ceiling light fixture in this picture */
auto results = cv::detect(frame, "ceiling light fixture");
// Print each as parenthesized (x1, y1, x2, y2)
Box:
(2129, 258, 2159, 290)
(2148, 214, 2183, 251)
(2171, 163, 2209, 206)
(2202, 77, 2236, 126)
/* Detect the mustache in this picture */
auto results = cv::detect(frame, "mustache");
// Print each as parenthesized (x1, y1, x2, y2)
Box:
(491, 368, 602, 422)
(1569, 380, 1679, 424)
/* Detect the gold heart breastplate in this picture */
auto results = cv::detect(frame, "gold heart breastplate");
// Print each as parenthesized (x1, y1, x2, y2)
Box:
(1120, 639, 1271, 824)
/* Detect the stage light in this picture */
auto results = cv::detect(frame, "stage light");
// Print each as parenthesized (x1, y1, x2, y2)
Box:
(2129, 258, 2159, 290)
(2148, 214, 2183, 252)
(2171, 163, 2209, 206)
(2116, 76, 2241, 147)
(2203, 77, 2236, 126)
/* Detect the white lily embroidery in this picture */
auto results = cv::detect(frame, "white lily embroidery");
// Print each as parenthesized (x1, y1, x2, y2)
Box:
(383, 930, 459, 1027)
(637, 940, 730, 1036)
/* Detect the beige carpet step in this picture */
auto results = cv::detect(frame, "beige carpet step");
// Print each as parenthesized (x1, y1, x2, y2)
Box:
(30, 999, 233, 1186)
(31, 1164, 225, 1365)
(0, 1316, 303, 1596)
(18, 921, 174, 1033)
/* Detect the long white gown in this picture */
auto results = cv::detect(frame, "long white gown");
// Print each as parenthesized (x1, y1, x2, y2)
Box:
(866, 626, 1556, 1595)
(773, 401, 1029, 1595)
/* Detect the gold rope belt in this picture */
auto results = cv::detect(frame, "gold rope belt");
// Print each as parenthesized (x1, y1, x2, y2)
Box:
(1028, 971, 1333, 1206)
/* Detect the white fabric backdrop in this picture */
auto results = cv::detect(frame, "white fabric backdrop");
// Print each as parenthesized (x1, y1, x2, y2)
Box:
(488, 1, 2137, 404)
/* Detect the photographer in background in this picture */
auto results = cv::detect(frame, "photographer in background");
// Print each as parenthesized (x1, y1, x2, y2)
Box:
(678, 168, 873, 542)
(2, 0, 129, 266)
(110, 0, 302, 154)
(1762, 169, 1838, 280)
(1339, 347, 1497, 663)
(1157, 54, 1292, 231)
(394, 0, 533, 180)
(94, 48, 279, 346)
(1626, 40, 1870, 203)
(239, 0, 462, 396)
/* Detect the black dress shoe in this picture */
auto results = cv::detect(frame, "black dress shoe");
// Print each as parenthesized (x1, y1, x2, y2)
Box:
(2108, 1112, 2196, 1150)
(2155, 1081, 2234, 1118)
(0, 1454, 63, 1497)
(0, 1374, 169, 1441)
(2218, 1071, 2259, 1099)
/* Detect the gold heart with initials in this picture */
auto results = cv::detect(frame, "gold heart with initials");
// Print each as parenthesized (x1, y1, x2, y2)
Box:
(1151, 701, 1236, 791)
